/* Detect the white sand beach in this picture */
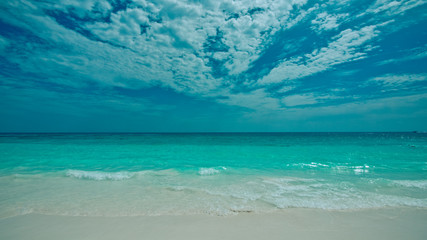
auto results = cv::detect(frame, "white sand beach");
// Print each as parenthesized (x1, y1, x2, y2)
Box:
(1, 208, 426, 240)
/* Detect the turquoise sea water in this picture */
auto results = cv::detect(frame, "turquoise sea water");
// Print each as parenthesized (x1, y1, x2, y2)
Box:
(0, 133, 426, 217)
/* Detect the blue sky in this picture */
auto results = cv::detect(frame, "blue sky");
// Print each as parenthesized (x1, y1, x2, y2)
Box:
(1, 0, 426, 132)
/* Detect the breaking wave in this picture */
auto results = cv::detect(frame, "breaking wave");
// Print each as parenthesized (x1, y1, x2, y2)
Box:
(198, 167, 227, 176)
(66, 170, 135, 181)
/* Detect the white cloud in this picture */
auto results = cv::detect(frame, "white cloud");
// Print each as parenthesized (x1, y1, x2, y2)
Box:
(377, 45, 427, 65)
(276, 85, 296, 93)
(282, 94, 318, 107)
(0, 0, 313, 97)
(1, 1, 218, 93)
(295, 93, 427, 117)
(236, 92, 427, 131)
(1, 0, 426, 115)
(370, 74, 427, 88)
(89, 8, 150, 41)
(217, 89, 281, 111)
(311, 12, 348, 32)
(281, 93, 344, 107)
(244, 93, 427, 124)
(365, 0, 427, 15)
(259, 25, 379, 85)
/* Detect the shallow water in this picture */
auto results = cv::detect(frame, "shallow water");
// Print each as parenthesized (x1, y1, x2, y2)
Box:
(0, 132, 426, 217)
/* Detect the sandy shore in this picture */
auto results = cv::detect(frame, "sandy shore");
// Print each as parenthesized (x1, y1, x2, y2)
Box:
(1, 208, 426, 240)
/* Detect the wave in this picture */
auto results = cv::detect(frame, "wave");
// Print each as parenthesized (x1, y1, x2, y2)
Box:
(286, 162, 373, 175)
(392, 180, 427, 189)
(65, 170, 135, 181)
(258, 177, 427, 210)
(286, 162, 330, 168)
(2, 174, 427, 219)
(198, 167, 227, 176)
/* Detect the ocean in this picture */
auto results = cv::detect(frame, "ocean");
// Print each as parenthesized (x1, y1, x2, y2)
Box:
(0, 132, 426, 217)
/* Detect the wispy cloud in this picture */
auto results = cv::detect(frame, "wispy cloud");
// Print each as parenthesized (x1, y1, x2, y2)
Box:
(370, 74, 427, 88)
(217, 89, 281, 111)
(365, 0, 427, 15)
(258, 25, 379, 85)
(282, 93, 318, 107)
(311, 12, 348, 32)
(377, 45, 427, 65)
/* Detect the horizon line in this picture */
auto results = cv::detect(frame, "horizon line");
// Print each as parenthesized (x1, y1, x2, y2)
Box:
(0, 131, 424, 134)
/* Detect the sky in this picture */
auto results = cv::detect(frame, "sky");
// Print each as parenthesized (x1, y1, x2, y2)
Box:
(0, 0, 426, 132)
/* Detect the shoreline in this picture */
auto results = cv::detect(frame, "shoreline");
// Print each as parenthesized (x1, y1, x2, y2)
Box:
(1, 208, 426, 240)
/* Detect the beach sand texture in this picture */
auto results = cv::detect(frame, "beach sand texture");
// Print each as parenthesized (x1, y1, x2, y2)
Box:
(1, 208, 426, 240)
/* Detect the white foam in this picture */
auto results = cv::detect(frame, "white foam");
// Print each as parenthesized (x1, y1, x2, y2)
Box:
(258, 176, 427, 210)
(198, 167, 226, 176)
(331, 164, 372, 174)
(66, 170, 134, 181)
(287, 162, 329, 168)
(3, 171, 427, 218)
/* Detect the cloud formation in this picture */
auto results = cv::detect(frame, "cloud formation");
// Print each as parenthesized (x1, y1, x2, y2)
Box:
(0, 0, 426, 131)
(258, 25, 379, 85)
